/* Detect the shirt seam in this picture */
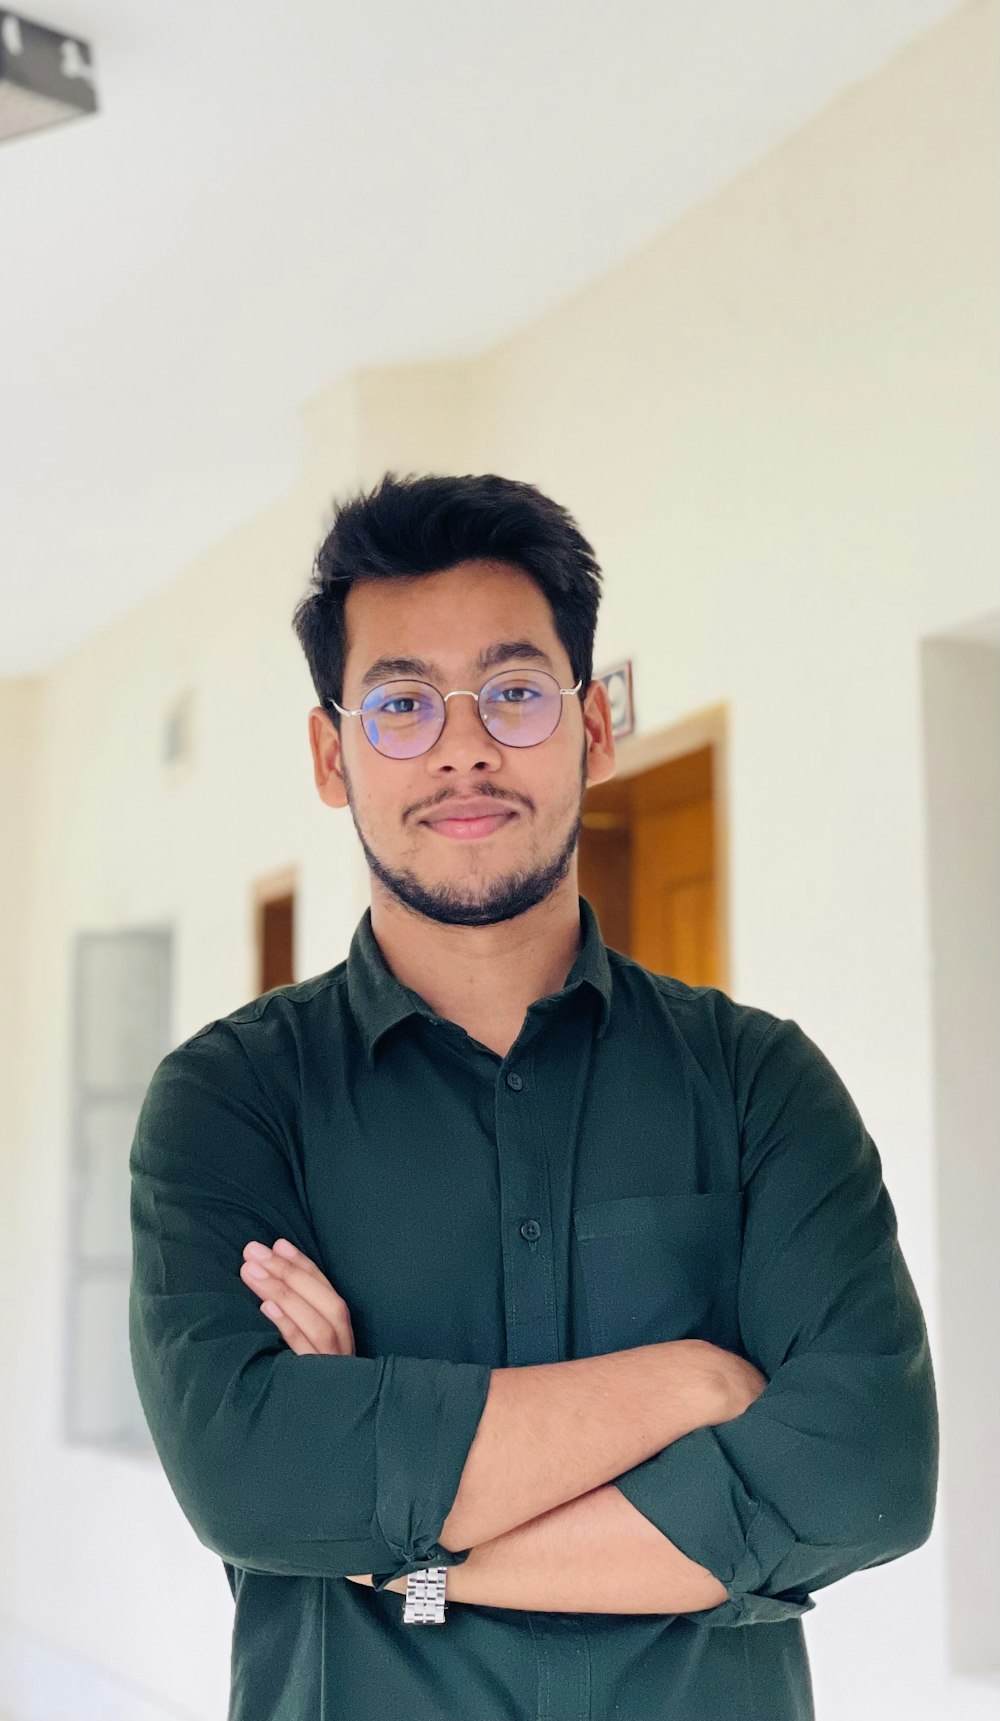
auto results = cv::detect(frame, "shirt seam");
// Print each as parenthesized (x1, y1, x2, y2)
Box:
(185, 967, 348, 1042)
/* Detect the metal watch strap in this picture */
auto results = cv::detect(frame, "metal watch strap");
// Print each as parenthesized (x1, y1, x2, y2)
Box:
(402, 1565, 448, 1624)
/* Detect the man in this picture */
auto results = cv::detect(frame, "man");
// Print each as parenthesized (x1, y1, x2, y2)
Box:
(129, 470, 938, 1720)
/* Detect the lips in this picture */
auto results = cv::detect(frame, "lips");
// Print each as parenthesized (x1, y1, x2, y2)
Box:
(424, 803, 517, 825)
(422, 804, 518, 840)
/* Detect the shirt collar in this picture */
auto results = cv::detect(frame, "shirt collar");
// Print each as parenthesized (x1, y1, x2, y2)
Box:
(346, 894, 613, 1068)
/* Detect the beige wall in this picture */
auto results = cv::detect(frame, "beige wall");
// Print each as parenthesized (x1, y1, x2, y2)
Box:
(1, 2, 997, 1716)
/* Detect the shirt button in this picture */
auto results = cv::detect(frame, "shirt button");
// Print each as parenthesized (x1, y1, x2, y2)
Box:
(505, 1071, 523, 1091)
(520, 1219, 541, 1241)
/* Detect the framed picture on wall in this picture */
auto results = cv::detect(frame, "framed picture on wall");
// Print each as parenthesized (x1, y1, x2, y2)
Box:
(596, 658, 634, 740)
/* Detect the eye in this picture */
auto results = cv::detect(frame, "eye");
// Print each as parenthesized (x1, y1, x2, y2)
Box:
(491, 683, 541, 704)
(373, 689, 436, 717)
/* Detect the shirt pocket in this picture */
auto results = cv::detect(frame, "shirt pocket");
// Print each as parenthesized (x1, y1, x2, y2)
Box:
(572, 1190, 744, 1357)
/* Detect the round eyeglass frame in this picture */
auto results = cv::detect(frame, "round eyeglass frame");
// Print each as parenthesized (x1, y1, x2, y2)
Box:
(324, 671, 584, 758)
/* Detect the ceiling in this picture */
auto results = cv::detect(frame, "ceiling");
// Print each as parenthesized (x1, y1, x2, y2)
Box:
(0, 0, 965, 676)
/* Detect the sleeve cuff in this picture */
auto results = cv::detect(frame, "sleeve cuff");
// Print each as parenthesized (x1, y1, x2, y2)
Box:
(369, 1353, 493, 1592)
(614, 1424, 817, 1627)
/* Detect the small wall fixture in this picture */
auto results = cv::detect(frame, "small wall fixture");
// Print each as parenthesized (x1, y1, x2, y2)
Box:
(0, 10, 96, 147)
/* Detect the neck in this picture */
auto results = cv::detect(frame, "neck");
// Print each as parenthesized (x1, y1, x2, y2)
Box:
(368, 876, 584, 1056)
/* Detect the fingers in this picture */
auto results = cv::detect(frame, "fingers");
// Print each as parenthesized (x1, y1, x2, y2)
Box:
(245, 1267, 342, 1353)
(259, 1301, 314, 1357)
(272, 1237, 324, 1278)
(240, 1240, 356, 1356)
(240, 1256, 340, 1353)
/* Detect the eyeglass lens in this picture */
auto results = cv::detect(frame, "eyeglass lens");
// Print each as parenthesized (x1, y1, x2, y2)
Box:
(359, 670, 565, 758)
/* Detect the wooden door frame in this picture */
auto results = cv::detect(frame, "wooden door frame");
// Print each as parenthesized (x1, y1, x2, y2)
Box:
(606, 701, 731, 992)
(252, 864, 298, 992)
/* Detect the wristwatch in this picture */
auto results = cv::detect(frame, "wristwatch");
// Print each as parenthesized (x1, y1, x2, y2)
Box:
(402, 1565, 448, 1624)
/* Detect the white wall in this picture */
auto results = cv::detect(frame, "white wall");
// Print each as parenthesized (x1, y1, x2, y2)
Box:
(922, 625, 1000, 1681)
(0, 678, 42, 1657)
(1, 2, 997, 1716)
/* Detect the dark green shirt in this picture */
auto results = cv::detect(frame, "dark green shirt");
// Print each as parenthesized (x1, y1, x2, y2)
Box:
(129, 894, 938, 1721)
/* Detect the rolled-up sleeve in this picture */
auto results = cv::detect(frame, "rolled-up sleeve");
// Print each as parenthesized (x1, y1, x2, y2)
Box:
(613, 1014, 939, 1626)
(128, 1026, 492, 1587)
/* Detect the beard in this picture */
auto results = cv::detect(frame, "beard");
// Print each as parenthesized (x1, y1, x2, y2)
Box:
(339, 737, 589, 928)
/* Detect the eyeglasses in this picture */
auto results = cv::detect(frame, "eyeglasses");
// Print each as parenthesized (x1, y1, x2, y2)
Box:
(324, 669, 583, 759)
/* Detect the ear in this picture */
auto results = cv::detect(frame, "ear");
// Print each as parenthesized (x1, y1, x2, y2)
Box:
(308, 707, 350, 810)
(582, 680, 617, 788)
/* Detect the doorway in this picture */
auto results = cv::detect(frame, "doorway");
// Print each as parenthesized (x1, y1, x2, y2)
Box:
(578, 703, 729, 989)
(253, 865, 298, 993)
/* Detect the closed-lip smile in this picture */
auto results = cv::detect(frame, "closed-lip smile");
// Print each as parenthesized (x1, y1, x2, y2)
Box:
(421, 800, 519, 839)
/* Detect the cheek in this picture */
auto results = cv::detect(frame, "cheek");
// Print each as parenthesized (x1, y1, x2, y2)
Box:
(346, 753, 410, 819)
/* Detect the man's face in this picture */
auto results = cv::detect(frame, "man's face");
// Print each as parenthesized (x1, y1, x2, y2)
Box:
(310, 558, 614, 927)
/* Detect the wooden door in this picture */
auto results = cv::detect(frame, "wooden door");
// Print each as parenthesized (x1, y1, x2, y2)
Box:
(630, 798, 718, 984)
(579, 733, 725, 988)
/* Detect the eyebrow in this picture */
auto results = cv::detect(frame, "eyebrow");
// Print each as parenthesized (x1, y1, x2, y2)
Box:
(358, 639, 558, 693)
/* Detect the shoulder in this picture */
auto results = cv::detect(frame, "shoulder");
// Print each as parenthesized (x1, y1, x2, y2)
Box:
(147, 960, 352, 1118)
(605, 945, 785, 1081)
(179, 960, 348, 1047)
(603, 949, 851, 1132)
(608, 953, 864, 1153)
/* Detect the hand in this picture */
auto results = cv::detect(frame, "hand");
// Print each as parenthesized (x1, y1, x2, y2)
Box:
(666, 1338, 769, 1426)
(711, 1346, 769, 1422)
(239, 1237, 356, 1357)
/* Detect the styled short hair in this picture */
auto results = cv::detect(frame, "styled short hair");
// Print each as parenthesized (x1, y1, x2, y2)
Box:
(291, 470, 603, 727)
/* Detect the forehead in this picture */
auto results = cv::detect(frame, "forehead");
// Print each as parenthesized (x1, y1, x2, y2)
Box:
(344, 559, 561, 669)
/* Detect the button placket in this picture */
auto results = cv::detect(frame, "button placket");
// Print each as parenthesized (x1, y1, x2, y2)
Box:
(497, 1052, 559, 1368)
(507, 1073, 541, 1241)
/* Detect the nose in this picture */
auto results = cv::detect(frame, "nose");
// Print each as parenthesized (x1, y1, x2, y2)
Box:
(427, 690, 503, 770)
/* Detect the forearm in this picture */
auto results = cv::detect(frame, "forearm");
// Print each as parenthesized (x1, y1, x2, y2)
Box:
(365, 1483, 728, 1613)
(453, 1482, 727, 1612)
(439, 1339, 729, 1551)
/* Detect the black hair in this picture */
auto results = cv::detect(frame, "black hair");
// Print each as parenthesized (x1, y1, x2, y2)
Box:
(291, 470, 603, 728)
